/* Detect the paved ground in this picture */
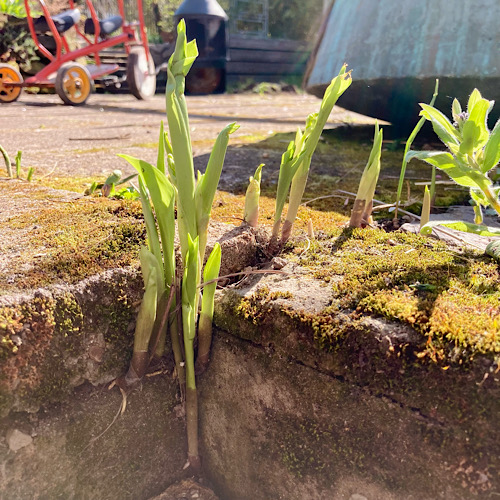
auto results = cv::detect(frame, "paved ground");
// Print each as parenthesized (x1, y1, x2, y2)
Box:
(1, 92, 375, 182)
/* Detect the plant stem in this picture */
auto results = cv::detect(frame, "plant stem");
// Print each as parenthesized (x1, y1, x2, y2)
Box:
(395, 79, 439, 219)
(483, 186, 500, 216)
(0, 144, 12, 177)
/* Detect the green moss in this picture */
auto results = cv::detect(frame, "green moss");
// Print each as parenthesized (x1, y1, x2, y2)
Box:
(1, 185, 145, 293)
(283, 227, 500, 364)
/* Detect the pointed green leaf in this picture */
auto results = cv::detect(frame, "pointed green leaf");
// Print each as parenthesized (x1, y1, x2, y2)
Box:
(355, 122, 383, 201)
(482, 118, 500, 173)
(420, 185, 431, 229)
(459, 120, 481, 156)
(467, 88, 482, 114)
(137, 177, 162, 269)
(195, 123, 239, 221)
(200, 242, 221, 318)
(157, 121, 166, 174)
(406, 150, 491, 189)
(466, 98, 492, 150)
(134, 249, 159, 351)
(119, 154, 176, 285)
(182, 234, 200, 342)
(451, 98, 462, 123)
(244, 163, 263, 226)
(419, 103, 460, 148)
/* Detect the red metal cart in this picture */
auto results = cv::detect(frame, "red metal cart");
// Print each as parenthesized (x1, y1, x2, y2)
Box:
(0, 0, 156, 105)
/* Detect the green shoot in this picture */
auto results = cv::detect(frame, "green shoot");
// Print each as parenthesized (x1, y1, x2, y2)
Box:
(420, 185, 431, 230)
(15, 151, 21, 178)
(112, 246, 161, 413)
(26, 167, 34, 182)
(196, 243, 222, 375)
(394, 79, 439, 219)
(272, 64, 352, 246)
(407, 88, 500, 220)
(118, 20, 233, 471)
(195, 122, 239, 260)
(0, 143, 12, 177)
(101, 169, 122, 197)
(244, 163, 264, 227)
(349, 121, 383, 228)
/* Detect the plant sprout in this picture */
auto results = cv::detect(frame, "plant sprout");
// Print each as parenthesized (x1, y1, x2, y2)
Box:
(407, 88, 500, 236)
(420, 185, 431, 230)
(349, 121, 383, 228)
(0, 143, 12, 177)
(15, 151, 21, 178)
(244, 163, 263, 227)
(118, 20, 235, 471)
(272, 64, 352, 247)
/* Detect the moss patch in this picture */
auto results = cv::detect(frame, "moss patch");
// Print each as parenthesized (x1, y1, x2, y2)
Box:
(1, 183, 145, 294)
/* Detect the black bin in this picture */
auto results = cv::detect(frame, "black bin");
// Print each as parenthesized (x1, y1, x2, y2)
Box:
(174, 0, 228, 94)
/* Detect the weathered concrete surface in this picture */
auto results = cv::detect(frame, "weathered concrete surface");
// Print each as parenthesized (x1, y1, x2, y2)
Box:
(0, 93, 374, 179)
(209, 269, 500, 499)
(0, 222, 262, 417)
(1, 377, 186, 500)
(200, 331, 494, 500)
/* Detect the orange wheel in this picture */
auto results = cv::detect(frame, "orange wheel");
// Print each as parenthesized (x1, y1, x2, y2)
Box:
(55, 64, 92, 106)
(0, 64, 23, 103)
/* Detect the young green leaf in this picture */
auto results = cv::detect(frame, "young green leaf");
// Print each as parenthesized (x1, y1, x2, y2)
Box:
(196, 242, 222, 374)
(482, 118, 500, 173)
(15, 151, 21, 178)
(157, 121, 166, 174)
(420, 185, 431, 229)
(195, 122, 239, 258)
(272, 140, 297, 239)
(119, 154, 176, 285)
(419, 103, 460, 148)
(134, 247, 160, 352)
(451, 98, 462, 124)
(137, 177, 163, 271)
(406, 151, 491, 190)
(467, 88, 482, 115)
(349, 122, 383, 227)
(244, 163, 264, 227)
(279, 66, 352, 242)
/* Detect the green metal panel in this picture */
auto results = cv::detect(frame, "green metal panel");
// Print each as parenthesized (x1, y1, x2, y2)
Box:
(307, 0, 500, 130)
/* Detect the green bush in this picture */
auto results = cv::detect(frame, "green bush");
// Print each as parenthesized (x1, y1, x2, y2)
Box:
(0, 15, 40, 72)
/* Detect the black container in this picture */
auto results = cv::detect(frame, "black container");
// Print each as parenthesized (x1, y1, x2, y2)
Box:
(174, 0, 229, 94)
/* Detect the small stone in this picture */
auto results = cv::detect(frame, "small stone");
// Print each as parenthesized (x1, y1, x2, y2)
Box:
(11, 335, 22, 346)
(88, 345, 105, 363)
(6, 429, 33, 452)
(271, 257, 287, 270)
(349, 495, 368, 500)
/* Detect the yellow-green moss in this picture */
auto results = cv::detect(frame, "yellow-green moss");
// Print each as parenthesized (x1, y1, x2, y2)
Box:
(285, 227, 500, 363)
(1, 187, 145, 293)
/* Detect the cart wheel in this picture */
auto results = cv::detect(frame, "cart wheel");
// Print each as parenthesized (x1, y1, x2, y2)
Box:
(127, 48, 156, 100)
(0, 64, 23, 103)
(55, 64, 92, 106)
